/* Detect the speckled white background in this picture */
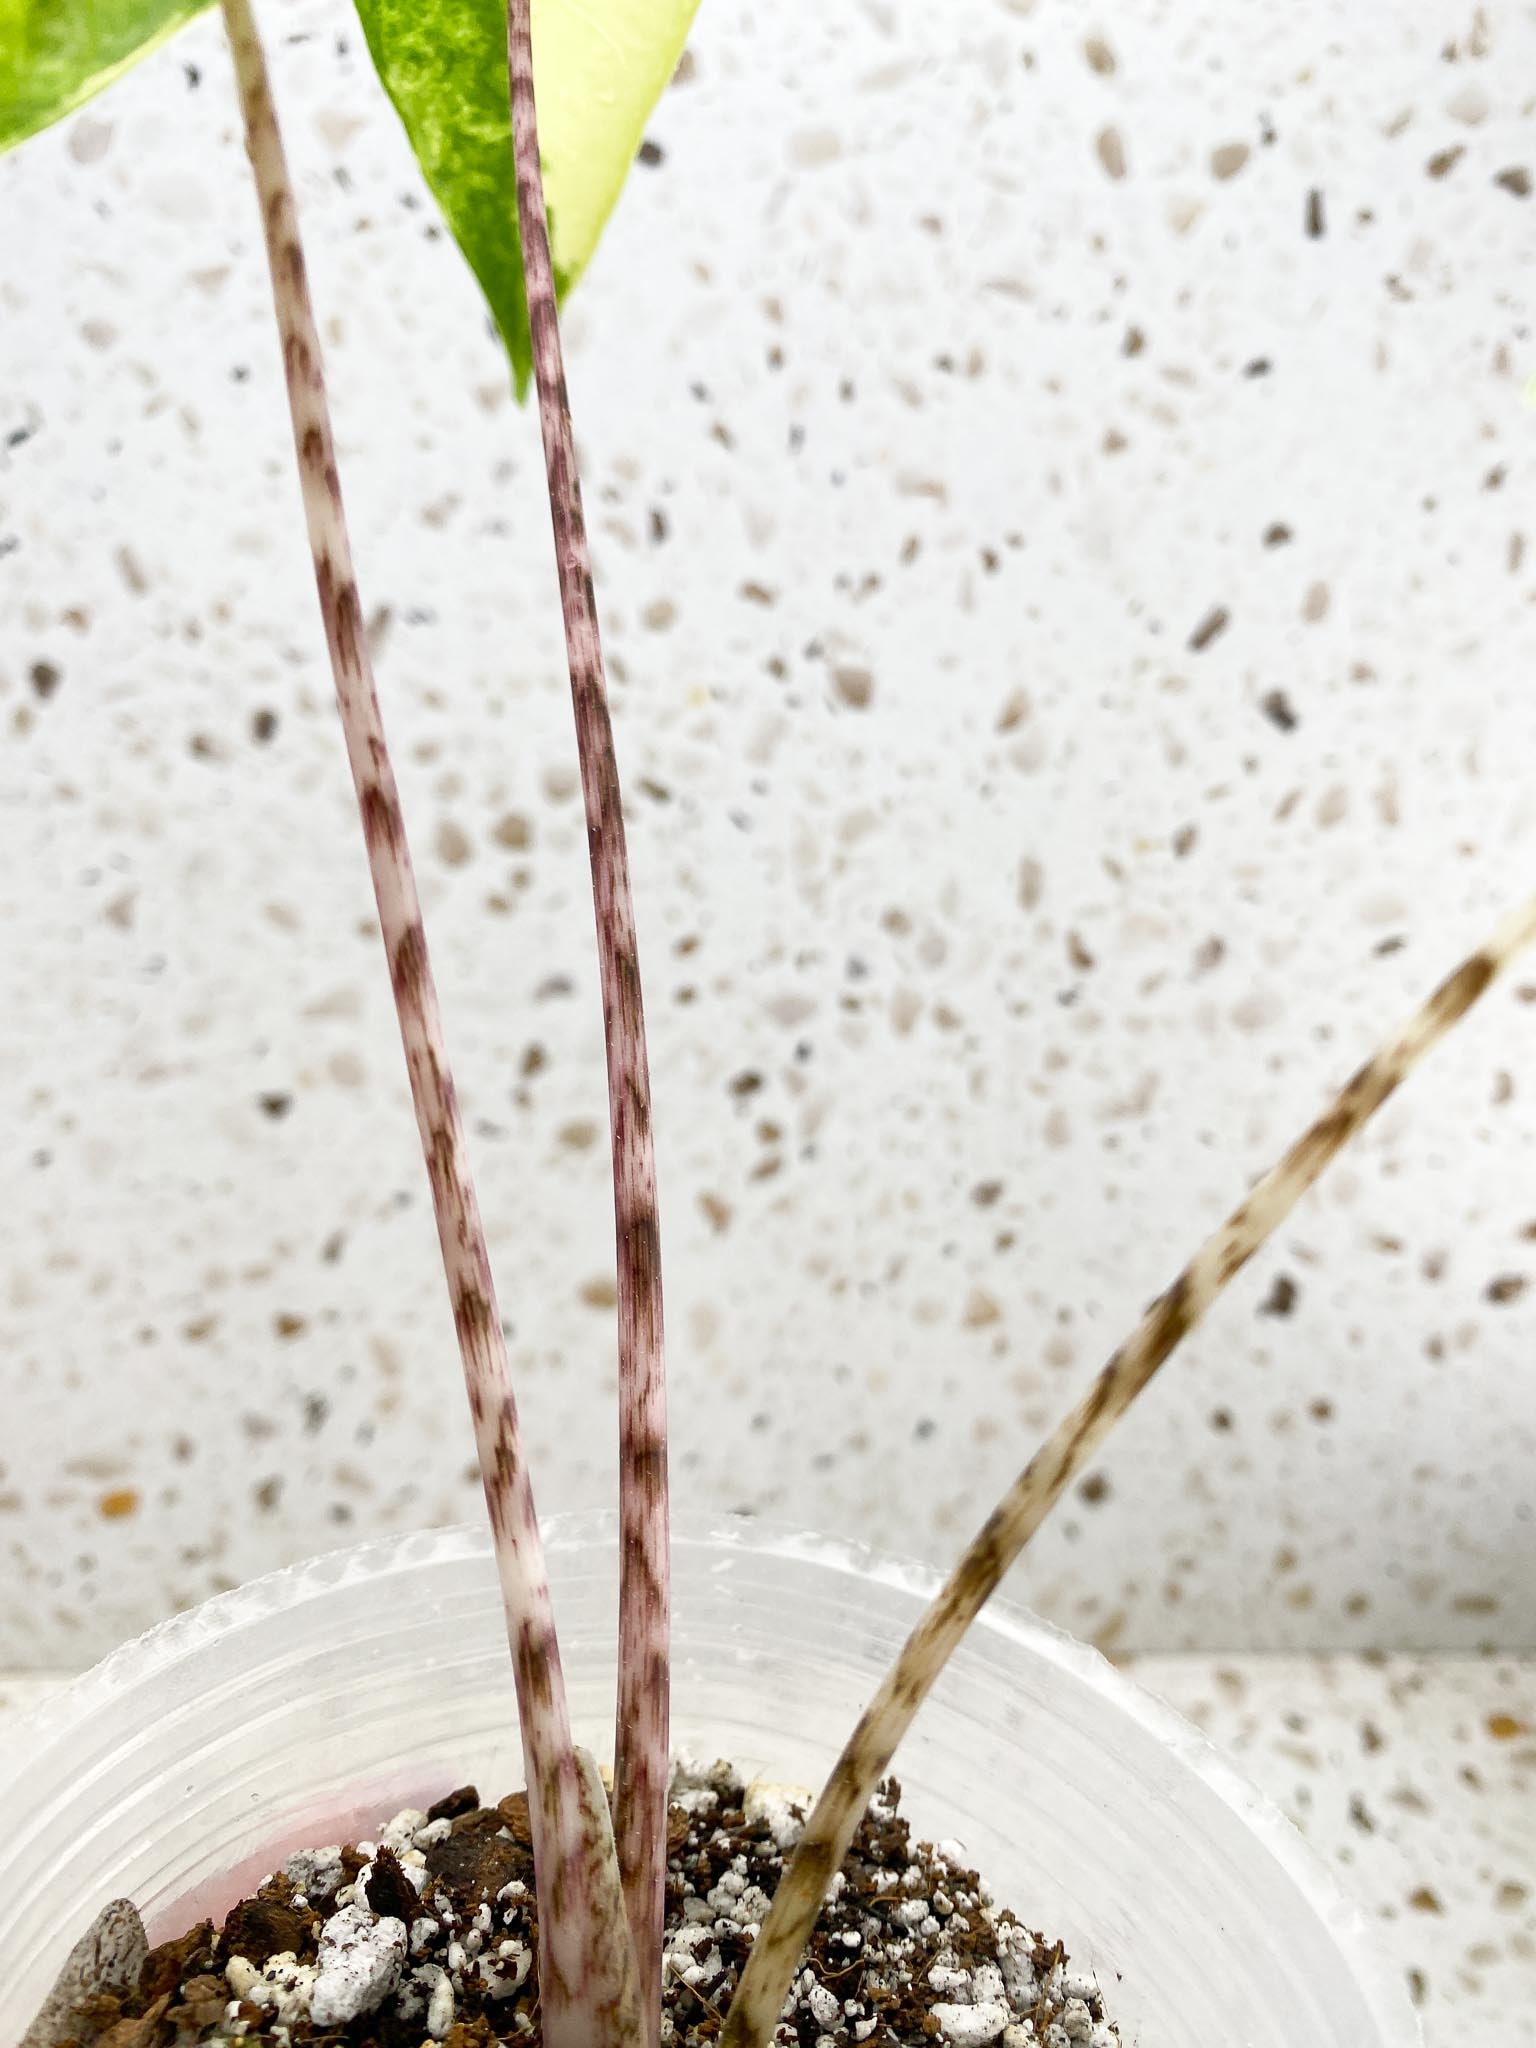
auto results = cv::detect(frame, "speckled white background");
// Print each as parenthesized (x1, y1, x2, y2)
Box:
(3, 0, 1536, 1667)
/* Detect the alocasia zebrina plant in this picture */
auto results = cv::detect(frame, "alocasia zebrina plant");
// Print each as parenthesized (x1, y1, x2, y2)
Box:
(10, 5, 1536, 2045)
(211, 0, 653, 2034)
(5, 1, 690, 2040)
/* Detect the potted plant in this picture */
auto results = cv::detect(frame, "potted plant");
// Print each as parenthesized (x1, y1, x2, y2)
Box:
(2, 3, 1522, 2043)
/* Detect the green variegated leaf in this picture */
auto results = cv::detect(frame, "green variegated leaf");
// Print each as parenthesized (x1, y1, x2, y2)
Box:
(2, 0, 696, 393)
(0, 0, 211, 151)
(350, 0, 700, 393)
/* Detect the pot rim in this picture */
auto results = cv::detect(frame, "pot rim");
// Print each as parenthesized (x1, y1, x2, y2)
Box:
(1, 1509, 1420, 2045)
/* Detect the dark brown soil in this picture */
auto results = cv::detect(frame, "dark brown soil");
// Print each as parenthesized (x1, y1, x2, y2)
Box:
(42, 1766, 1119, 2047)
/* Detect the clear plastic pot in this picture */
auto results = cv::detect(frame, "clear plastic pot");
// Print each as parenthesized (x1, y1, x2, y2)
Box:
(0, 1513, 1417, 2045)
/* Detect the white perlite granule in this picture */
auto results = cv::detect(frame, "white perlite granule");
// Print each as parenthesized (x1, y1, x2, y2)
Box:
(308, 1901, 407, 2026)
(224, 1951, 319, 2028)
(279, 1845, 343, 1902)
(743, 1777, 808, 1851)
(931, 2000, 1012, 2043)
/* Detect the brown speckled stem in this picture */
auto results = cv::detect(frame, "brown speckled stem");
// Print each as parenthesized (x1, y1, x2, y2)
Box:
(218, 6, 637, 2041)
(505, 1, 671, 2032)
(721, 897, 1536, 2048)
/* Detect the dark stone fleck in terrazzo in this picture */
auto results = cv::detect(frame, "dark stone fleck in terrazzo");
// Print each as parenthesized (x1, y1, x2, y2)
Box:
(1484, 1274, 1527, 1305)
(1188, 606, 1229, 652)
(1259, 1274, 1298, 1318)
(1259, 689, 1299, 732)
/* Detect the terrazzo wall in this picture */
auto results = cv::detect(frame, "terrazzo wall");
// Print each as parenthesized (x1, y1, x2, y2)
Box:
(3, 0, 1535, 1667)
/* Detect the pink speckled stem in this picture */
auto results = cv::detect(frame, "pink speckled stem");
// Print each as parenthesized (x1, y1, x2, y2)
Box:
(504, 2, 671, 2035)
(721, 898, 1536, 2048)
(218, 7, 638, 2041)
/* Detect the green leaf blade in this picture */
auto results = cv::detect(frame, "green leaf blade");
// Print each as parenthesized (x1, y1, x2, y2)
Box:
(1, 0, 213, 153)
(350, 0, 533, 391)
(349, 0, 701, 396)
